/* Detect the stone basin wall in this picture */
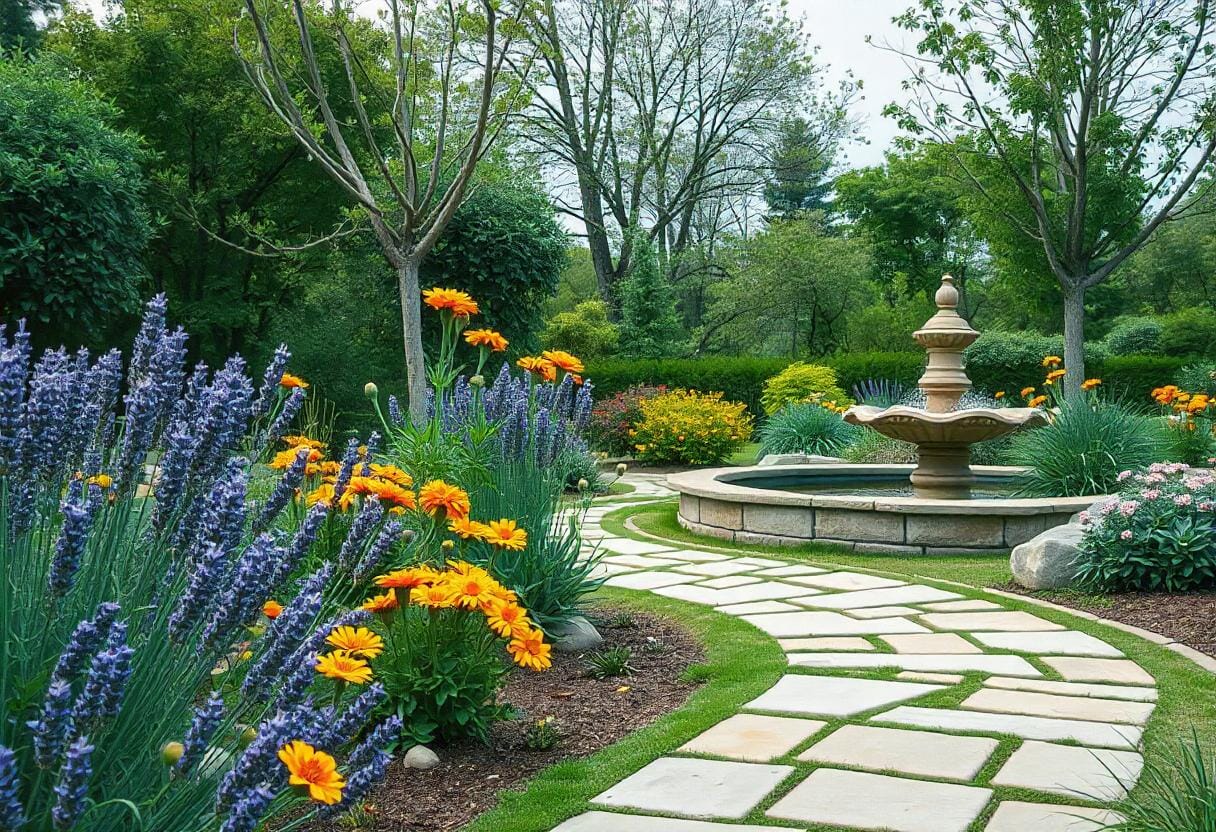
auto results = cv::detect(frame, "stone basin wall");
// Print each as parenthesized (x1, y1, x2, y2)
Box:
(669, 465, 1090, 556)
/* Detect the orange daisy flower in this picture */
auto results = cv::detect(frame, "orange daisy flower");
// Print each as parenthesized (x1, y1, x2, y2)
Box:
(280, 373, 310, 389)
(263, 600, 283, 619)
(517, 356, 557, 382)
(367, 463, 412, 486)
(362, 589, 399, 614)
(485, 599, 532, 639)
(282, 435, 325, 450)
(278, 741, 345, 805)
(422, 287, 479, 317)
(375, 567, 436, 590)
(483, 519, 528, 551)
(410, 583, 455, 608)
(464, 329, 509, 352)
(449, 517, 490, 540)
(448, 571, 498, 610)
(507, 628, 552, 671)
(315, 651, 373, 685)
(325, 626, 384, 659)
(418, 480, 471, 520)
(541, 350, 584, 374)
(270, 447, 323, 469)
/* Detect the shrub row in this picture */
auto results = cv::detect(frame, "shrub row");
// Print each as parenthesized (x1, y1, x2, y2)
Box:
(588, 351, 1189, 412)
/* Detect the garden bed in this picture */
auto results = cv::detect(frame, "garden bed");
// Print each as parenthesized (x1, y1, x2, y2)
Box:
(309, 606, 704, 832)
(1009, 586, 1216, 659)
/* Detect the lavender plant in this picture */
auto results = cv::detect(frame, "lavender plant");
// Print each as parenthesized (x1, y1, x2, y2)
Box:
(0, 298, 395, 831)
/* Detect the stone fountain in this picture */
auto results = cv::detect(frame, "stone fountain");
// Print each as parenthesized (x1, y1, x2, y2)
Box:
(844, 275, 1047, 499)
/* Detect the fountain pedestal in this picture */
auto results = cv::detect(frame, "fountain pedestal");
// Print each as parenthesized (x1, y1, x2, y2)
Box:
(844, 275, 1046, 499)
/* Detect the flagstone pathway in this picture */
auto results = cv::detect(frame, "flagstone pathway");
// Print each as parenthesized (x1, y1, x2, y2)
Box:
(552, 474, 1157, 832)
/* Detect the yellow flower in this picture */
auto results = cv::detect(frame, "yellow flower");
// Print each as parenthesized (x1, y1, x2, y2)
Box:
(422, 287, 479, 317)
(1041, 355, 1062, 368)
(418, 480, 471, 520)
(517, 356, 557, 382)
(447, 571, 499, 610)
(270, 447, 323, 469)
(326, 626, 384, 659)
(410, 583, 455, 608)
(375, 566, 437, 589)
(305, 483, 336, 507)
(994, 391, 1005, 400)
(315, 651, 373, 685)
(1081, 378, 1102, 391)
(282, 435, 325, 450)
(1028, 395, 1049, 408)
(541, 349, 584, 375)
(507, 627, 552, 671)
(278, 740, 345, 805)
(1045, 369, 1066, 382)
(362, 589, 399, 614)
(263, 600, 283, 619)
(449, 517, 490, 540)
(483, 519, 528, 551)
(485, 599, 532, 639)
(464, 329, 509, 352)
(1020, 386, 1036, 398)
(367, 463, 412, 486)
(280, 373, 310, 389)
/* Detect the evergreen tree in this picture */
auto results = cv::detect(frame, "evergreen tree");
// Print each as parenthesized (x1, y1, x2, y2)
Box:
(618, 231, 683, 358)
(1, 0, 58, 50)
(763, 116, 836, 219)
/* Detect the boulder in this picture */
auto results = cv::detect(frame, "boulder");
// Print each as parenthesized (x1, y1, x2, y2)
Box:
(548, 615, 604, 653)
(757, 453, 844, 467)
(1011, 524, 1086, 590)
(404, 744, 440, 770)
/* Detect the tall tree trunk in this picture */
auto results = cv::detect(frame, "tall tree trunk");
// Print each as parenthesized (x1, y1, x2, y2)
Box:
(1062, 281, 1086, 398)
(398, 258, 429, 424)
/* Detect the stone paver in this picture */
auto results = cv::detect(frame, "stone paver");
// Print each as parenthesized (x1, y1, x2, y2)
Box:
(591, 757, 793, 819)
(787, 572, 906, 591)
(767, 769, 992, 832)
(777, 636, 875, 652)
(961, 688, 1154, 725)
(881, 633, 982, 654)
(746, 674, 944, 717)
(788, 652, 1042, 677)
(984, 675, 1158, 702)
(973, 630, 1123, 657)
(553, 813, 803, 832)
(1043, 657, 1156, 686)
(992, 741, 1143, 800)
(804, 585, 962, 610)
(919, 611, 1066, 631)
(796, 724, 998, 780)
(984, 802, 1123, 831)
(679, 714, 826, 762)
(553, 483, 1158, 832)
(875, 706, 1143, 749)
(741, 611, 930, 637)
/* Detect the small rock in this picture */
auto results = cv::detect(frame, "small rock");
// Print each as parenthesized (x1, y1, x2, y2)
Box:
(548, 615, 603, 653)
(1011, 524, 1085, 589)
(404, 744, 440, 770)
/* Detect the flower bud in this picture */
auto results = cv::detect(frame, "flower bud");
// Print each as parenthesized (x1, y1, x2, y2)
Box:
(363, 382, 379, 400)
(161, 741, 185, 766)
(441, 539, 455, 551)
(616, 463, 628, 476)
(469, 374, 485, 388)
(577, 478, 589, 491)
(239, 727, 257, 748)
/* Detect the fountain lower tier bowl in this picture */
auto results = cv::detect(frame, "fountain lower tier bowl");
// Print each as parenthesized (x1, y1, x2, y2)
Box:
(844, 405, 1049, 499)
(667, 464, 1098, 556)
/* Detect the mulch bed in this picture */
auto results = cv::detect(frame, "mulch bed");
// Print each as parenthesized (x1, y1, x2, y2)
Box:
(307, 605, 705, 832)
(1004, 584, 1216, 659)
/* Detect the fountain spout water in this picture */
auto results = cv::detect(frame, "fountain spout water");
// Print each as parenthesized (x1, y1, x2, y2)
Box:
(844, 275, 1047, 499)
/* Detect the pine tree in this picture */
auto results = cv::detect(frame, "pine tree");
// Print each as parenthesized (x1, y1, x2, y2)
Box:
(618, 231, 683, 358)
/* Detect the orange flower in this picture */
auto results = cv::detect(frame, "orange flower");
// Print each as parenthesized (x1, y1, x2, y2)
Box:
(994, 391, 1005, 400)
(483, 518, 527, 551)
(280, 373, 310, 389)
(1020, 386, 1036, 398)
(1041, 355, 1062, 368)
(305, 483, 336, 507)
(362, 589, 399, 614)
(278, 741, 344, 805)
(1045, 369, 1066, 382)
(464, 329, 509, 352)
(410, 583, 455, 608)
(375, 567, 436, 590)
(541, 350, 584, 374)
(365, 478, 416, 511)
(418, 480, 471, 520)
(485, 599, 532, 639)
(282, 435, 325, 450)
(423, 287, 479, 317)
(270, 447, 323, 469)
(517, 356, 557, 382)
(263, 600, 283, 619)
(1081, 378, 1102, 391)
(1028, 394, 1049, 408)
(507, 627, 552, 671)
(315, 651, 373, 685)
(325, 626, 384, 659)
(367, 463, 412, 486)
(448, 571, 498, 610)
(449, 517, 489, 540)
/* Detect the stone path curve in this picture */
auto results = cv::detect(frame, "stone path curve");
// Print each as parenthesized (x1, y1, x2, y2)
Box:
(552, 474, 1155, 832)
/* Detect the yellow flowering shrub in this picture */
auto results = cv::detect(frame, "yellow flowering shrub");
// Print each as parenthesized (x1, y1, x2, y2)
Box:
(760, 362, 851, 415)
(632, 389, 753, 465)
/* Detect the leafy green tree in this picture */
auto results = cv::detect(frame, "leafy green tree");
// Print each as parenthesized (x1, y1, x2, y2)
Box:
(618, 231, 683, 358)
(0, 57, 151, 343)
(889, 0, 1216, 394)
(1118, 203, 1216, 314)
(48, 0, 361, 360)
(1, 0, 58, 49)
(541, 300, 619, 358)
(698, 216, 873, 356)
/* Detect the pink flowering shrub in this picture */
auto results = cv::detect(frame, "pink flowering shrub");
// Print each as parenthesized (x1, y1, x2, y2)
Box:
(1077, 460, 1216, 591)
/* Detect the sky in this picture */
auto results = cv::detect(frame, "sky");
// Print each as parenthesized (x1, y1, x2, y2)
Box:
(792, 0, 914, 168)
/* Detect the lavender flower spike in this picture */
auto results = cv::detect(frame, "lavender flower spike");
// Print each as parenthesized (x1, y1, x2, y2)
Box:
(220, 785, 275, 832)
(265, 386, 305, 447)
(254, 446, 310, 533)
(332, 437, 360, 503)
(338, 497, 383, 571)
(51, 736, 94, 830)
(177, 692, 225, 775)
(0, 745, 26, 829)
(328, 683, 387, 747)
(48, 482, 99, 597)
(52, 602, 120, 683)
(27, 679, 74, 768)
(252, 344, 290, 419)
(73, 622, 134, 725)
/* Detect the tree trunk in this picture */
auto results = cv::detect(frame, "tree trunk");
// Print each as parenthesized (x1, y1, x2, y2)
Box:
(398, 259, 429, 424)
(1061, 281, 1086, 398)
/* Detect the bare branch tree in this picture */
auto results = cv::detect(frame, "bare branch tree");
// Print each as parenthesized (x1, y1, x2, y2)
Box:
(236, 0, 532, 420)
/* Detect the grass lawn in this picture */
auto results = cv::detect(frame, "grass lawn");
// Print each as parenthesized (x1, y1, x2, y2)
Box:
(467, 498, 1216, 831)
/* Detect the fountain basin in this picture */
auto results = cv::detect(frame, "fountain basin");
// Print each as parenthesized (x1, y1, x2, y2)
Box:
(668, 464, 1097, 555)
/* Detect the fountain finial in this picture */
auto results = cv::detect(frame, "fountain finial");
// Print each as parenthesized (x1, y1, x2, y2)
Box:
(935, 274, 959, 308)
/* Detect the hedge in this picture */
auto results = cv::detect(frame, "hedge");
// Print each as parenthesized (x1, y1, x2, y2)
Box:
(586, 351, 1188, 414)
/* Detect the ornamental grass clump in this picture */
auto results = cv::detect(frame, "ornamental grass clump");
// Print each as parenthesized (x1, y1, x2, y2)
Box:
(1076, 462, 1216, 592)
(0, 298, 396, 831)
(630, 389, 753, 465)
(757, 401, 858, 457)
